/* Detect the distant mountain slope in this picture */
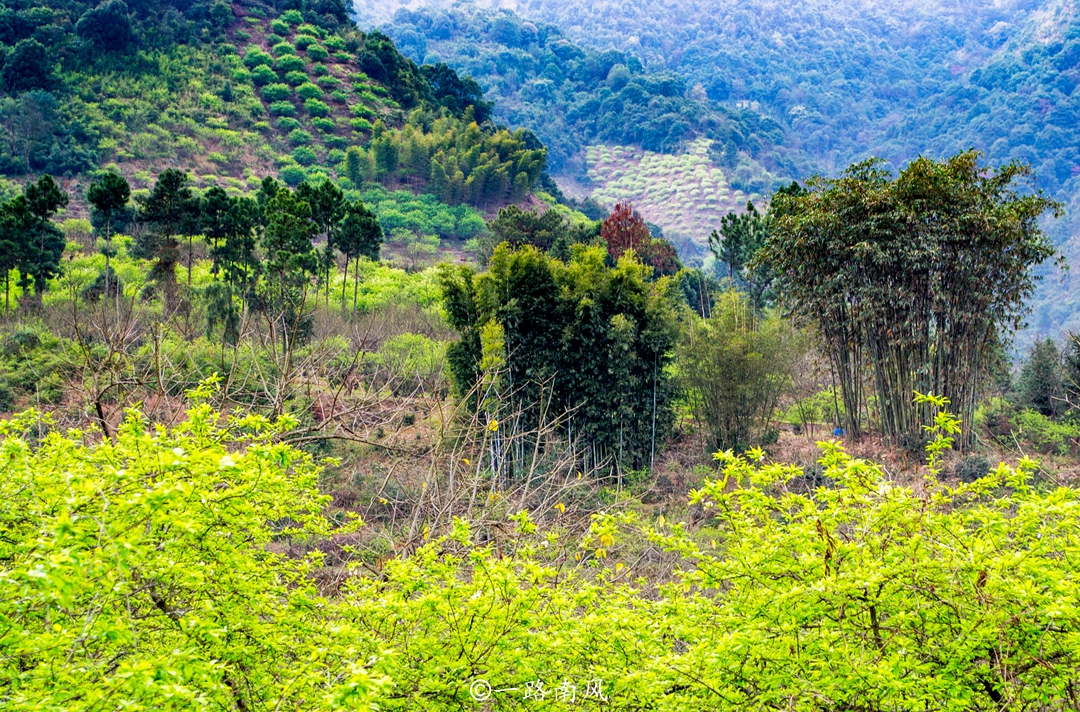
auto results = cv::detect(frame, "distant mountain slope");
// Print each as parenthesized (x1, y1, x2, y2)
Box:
(373, 4, 797, 182)
(361, 3, 805, 252)
(367, 0, 1080, 339)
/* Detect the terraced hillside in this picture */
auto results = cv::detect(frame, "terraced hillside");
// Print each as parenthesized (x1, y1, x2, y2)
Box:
(582, 139, 750, 254)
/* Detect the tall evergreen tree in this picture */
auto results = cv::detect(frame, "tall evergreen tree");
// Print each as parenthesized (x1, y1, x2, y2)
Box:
(296, 180, 345, 306)
(200, 186, 231, 278)
(87, 172, 131, 305)
(22, 175, 68, 303)
(331, 201, 383, 315)
(1019, 338, 1065, 419)
(0, 199, 24, 313)
(261, 187, 317, 359)
(135, 170, 198, 314)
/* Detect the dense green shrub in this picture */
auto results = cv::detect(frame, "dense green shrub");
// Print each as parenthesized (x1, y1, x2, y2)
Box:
(362, 332, 447, 396)
(296, 82, 324, 100)
(276, 117, 302, 131)
(268, 101, 297, 116)
(269, 18, 289, 34)
(284, 70, 308, 86)
(1014, 409, 1080, 455)
(251, 64, 276, 85)
(242, 46, 272, 68)
(292, 146, 318, 165)
(271, 42, 296, 57)
(311, 117, 336, 133)
(260, 83, 292, 102)
(294, 34, 316, 50)
(288, 129, 313, 145)
(304, 98, 331, 116)
(275, 55, 305, 72)
(281, 8, 303, 24)
(0, 404, 384, 710)
(279, 164, 307, 186)
(678, 291, 804, 452)
(954, 454, 991, 482)
(306, 45, 329, 61)
(351, 104, 375, 119)
(9, 400, 1077, 710)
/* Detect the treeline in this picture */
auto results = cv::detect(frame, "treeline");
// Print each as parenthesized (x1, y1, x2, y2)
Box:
(3, 169, 383, 334)
(377, 4, 794, 185)
(438, 150, 1061, 477)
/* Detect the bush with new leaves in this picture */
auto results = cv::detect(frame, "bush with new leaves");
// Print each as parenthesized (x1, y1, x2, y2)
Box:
(0, 398, 384, 710)
(5, 393, 1080, 709)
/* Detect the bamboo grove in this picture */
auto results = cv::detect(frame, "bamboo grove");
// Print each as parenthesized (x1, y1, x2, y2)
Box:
(765, 150, 1059, 444)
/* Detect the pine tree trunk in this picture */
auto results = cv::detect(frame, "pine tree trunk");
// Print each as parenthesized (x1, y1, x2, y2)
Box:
(341, 255, 348, 316)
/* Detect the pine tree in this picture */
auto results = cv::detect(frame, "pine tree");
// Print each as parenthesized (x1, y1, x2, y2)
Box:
(332, 201, 383, 315)
(22, 175, 68, 303)
(87, 172, 131, 307)
(261, 187, 317, 360)
(200, 186, 231, 279)
(1019, 338, 1065, 419)
(296, 180, 345, 305)
(135, 170, 198, 314)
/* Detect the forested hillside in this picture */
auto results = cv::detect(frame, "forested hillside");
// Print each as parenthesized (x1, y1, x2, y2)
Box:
(0, 0, 548, 216)
(365, 0, 1080, 334)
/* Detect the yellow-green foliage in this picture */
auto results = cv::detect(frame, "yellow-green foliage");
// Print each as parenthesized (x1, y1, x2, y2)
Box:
(67, 19, 401, 189)
(5, 399, 1080, 709)
(0, 400, 384, 710)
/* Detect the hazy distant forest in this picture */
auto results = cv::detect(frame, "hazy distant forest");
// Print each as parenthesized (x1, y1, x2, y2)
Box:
(4, 0, 1080, 709)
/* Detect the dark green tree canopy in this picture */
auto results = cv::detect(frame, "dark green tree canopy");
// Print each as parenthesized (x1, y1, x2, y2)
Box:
(765, 150, 1060, 441)
(420, 62, 492, 123)
(333, 201, 383, 263)
(488, 205, 568, 251)
(22, 175, 68, 294)
(76, 0, 133, 52)
(440, 244, 679, 475)
(87, 171, 132, 233)
(2, 39, 54, 93)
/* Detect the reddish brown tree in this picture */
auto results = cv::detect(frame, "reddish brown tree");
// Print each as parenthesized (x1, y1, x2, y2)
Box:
(601, 202, 682, 277)
(601, 202, 651, 259)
